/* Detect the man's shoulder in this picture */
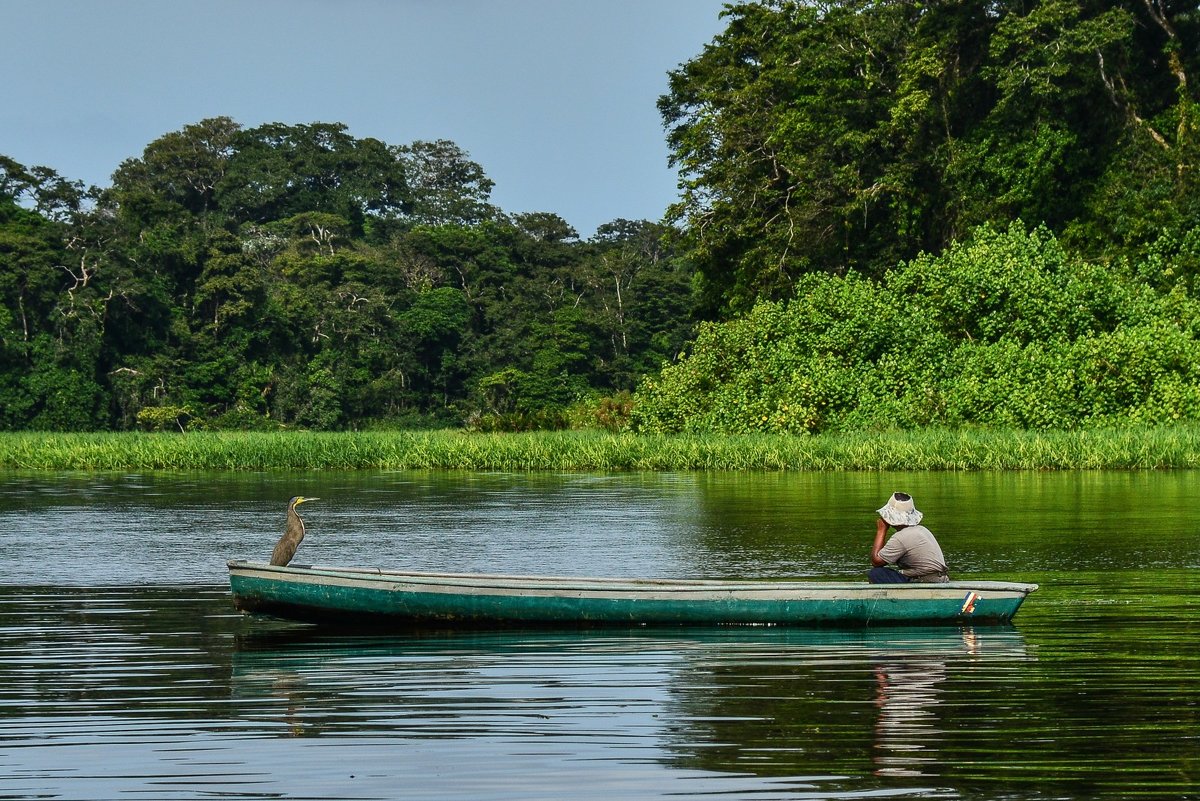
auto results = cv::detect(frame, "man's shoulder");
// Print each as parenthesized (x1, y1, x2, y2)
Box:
(896, 524, 934, 541)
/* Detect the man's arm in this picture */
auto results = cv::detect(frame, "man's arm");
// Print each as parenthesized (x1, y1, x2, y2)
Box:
(871, 517, 889, 566)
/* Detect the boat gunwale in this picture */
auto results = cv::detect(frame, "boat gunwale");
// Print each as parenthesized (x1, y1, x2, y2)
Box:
(227, 559, 1039, 596)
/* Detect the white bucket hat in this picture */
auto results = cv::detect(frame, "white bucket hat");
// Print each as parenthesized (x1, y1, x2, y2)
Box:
(877, 492, 923, 526)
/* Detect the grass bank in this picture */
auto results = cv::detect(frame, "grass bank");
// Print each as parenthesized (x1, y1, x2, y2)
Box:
(0, 427, 1197, 471)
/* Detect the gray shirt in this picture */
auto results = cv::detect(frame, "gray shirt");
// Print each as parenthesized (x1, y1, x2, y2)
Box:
(878, 524, 948, 580)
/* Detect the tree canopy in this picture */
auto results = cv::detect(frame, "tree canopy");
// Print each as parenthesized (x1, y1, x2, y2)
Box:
(660, 0, 1198, 317)
(0, 121, 694, 432)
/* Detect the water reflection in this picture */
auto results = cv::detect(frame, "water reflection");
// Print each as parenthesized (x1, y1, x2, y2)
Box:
(226, 624, 1032, 792)
(646, 626, 1034, 791)
(871, 630, 975, 778)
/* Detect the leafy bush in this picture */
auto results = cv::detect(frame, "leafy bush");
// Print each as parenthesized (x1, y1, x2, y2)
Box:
(565, 391, 635, 432)
(633, 223, 1200, 433)
(465, 409, 568, 433)
(136, 405, 195, 432)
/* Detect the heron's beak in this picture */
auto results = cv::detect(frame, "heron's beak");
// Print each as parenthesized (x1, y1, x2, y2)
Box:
(297, 497, 319, 505)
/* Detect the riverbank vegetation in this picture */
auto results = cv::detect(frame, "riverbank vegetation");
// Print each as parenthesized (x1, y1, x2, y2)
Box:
(1, 427, 1197, 471)
(1, 1, 1196, 437)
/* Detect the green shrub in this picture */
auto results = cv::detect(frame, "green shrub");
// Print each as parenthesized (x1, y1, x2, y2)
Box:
(634, 223, 1200, 433)
(136, 405, 196, 433)
(566, 391, 635, 432)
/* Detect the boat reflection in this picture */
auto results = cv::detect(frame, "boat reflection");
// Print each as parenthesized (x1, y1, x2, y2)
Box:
(230, 624, 1031, 783)
(656, 626, 1030, 780)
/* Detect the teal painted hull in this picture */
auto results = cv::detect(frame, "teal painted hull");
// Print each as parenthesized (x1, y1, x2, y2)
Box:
(228, 561, 1037, 628)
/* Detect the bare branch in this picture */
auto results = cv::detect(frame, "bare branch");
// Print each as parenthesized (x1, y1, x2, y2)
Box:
(1096, 49, 1171, 151)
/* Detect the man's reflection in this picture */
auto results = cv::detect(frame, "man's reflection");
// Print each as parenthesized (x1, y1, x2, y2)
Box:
(871, 628, 978, 776)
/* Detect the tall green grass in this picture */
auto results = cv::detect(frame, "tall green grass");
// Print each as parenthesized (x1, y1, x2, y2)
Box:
(0, 427, 1197, 471)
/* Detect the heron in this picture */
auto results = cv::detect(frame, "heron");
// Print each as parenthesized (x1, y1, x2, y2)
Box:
(270, 496, 319, 566)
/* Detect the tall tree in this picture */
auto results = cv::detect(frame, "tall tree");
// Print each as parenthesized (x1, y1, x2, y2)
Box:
(584, 220, 695, 387)
(110, 116, 241, 223)
(394, 139, 498, 226)
(0, 189, 72, 427)
(218, 122, 409, 230)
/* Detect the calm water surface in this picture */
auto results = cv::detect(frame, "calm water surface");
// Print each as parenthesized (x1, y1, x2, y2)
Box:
(0, 470, 1196, 800)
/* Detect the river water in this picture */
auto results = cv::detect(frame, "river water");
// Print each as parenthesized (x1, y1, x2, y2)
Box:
(0, 470, 1196, 800)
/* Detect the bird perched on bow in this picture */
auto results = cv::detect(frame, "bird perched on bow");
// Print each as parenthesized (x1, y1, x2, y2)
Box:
(270, 496, 319, 566)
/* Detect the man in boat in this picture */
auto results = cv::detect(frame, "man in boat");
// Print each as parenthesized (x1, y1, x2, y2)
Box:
(869, 492, 950, 583)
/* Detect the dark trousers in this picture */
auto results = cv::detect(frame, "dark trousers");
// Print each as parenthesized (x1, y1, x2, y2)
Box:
(867, 566, 911, 584)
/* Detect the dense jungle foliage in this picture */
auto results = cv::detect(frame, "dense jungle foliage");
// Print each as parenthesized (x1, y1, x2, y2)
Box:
(1, 0, 1197, 434)
(662, 0, 1199, 316)
(0, 126, 694, 431)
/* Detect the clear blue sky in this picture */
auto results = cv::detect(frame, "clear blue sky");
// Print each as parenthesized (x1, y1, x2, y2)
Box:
(2, 1, 729, 237)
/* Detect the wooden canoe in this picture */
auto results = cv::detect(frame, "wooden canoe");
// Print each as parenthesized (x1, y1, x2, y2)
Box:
(227, 560, 1037, 628)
